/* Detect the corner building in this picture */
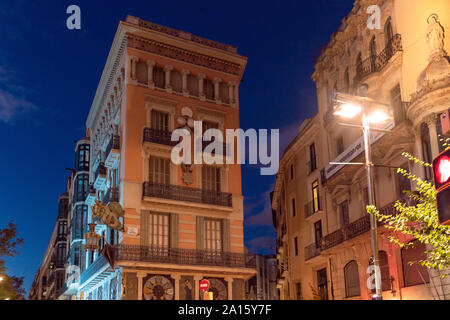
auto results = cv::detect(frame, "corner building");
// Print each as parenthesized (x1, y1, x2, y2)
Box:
(65, 16, 255, 300)
(273, 0, 450, 300)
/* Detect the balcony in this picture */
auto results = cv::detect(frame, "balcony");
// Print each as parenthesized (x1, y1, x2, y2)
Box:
(305, 243, 321, 261)
(79, 255, 112, 288)
(94, 163, 107, 190)
(143, 182, 232, 207)
(105, 135, 120, 169)
(354, 34, 403, 83)
(104, 187, 119, 204)
(305, 198, 322, 219)
(143, 127, 178, 147)
(115, 245, 256, 269)
(280, 256, 288, 278)
(85, 184, 96, 206)
(321, 199, 409, 251)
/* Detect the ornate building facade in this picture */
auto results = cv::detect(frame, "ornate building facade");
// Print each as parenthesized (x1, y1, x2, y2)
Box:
(54, 16, 256, 300)
(273, 0, 450, 300)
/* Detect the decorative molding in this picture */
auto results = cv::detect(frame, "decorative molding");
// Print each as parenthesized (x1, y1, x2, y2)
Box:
(126, 33, 242, 76)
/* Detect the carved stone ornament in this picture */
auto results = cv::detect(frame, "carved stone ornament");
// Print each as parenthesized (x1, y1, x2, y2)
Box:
(92, 200, 124, 230)
(177, 107, 194, 132)
(415, 14, 450, 94)
(181, 162, 194, 185)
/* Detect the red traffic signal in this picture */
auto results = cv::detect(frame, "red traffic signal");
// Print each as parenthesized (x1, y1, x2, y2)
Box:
(433, 149, 450, 191)
(433, 148, 450, 225)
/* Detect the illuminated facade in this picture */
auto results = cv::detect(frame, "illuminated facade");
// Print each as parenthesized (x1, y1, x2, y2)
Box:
(273, 0, 450, 300)
(56, 16, 255, 300)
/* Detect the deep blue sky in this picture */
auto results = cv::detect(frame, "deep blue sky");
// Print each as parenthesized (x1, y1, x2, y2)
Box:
(0, 0, 354, 294)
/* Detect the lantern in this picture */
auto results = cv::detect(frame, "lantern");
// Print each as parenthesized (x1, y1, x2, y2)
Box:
(84, 223, 101, 251)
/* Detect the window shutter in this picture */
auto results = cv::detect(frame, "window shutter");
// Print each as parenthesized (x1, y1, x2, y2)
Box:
(196, 216, 204, 250)
(141, 210, 150, 246)
(222, 219, 230, 252)
(170, 213, 179, 248)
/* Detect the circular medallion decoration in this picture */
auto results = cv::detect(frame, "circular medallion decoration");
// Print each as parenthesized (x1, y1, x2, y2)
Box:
(143, 275, 174, 300)
(207, 278, 227, 300)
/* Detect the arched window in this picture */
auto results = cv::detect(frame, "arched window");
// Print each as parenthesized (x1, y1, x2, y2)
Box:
(187, 74, 198, 96)
(384, 18, 394, 46)
(344, 68, 350, 93)
(421, 122, 433, 180)
(401, 240, 430, 287)
(369, 251, 391, 292)
(136, 61, 148, 84)
(370, 36, 377, 70)
(344, 260, 360, 297)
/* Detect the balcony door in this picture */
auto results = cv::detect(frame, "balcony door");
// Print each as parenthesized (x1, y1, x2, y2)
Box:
(149, 157, 170, 185)
(317, 268, 328, 300)
(370, 36, 377, 70)
(151, 110, 169, 132)
(145, 213, 170, 258)
(204, 218, 223, 263)
(314, 220, 322, 249)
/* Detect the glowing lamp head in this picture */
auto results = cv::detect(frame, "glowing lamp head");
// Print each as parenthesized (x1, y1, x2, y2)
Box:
(368, 110, 390, 123)
(435, 155, 450, 185)
(334, 103, 362, 119)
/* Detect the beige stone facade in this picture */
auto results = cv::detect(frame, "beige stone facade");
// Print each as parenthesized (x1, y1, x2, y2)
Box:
(273, 0, 450, 300)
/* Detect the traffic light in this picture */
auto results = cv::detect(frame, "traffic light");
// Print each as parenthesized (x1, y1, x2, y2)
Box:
(432, 148, 450, 225)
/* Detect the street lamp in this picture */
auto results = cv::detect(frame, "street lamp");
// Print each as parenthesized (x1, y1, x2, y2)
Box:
(332, 84, 392, 300)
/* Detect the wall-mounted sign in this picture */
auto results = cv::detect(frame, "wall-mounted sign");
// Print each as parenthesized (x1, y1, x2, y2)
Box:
(325, 121, 395, 180)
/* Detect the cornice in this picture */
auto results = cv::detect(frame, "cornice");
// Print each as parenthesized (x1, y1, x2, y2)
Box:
(126, 33, 242, 76)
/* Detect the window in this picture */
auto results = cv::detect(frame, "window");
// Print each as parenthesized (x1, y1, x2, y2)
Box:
(309, 143, 317, 173)
(72, 205, 87, 239)
(204, 79, 215, 100)
(294, 237, 298, 256)
(317, 268, 328, 300)
(74, 174, 89, 202)
(397, 164, 411, 196)
(344, 68, 350, 93)
(75, 144, 90, 171)
(369, 251, 391, 292)
(219, 82, 229, 104)
(296, 282, 302, 300)
(401, 240, 430, 287)
(291, 198, 296, 217)
(57, 243, 66, 265)
(171, 70, 182, 93)
(390, 84, 405, 125)
(136, 61, 148, 84)
(312, 180, 320, 213)
(356, 52, 362, 71)
(336, 136, 344, 155)
(436, 116, 447, 153)
(146, 213, 169, 247)
(202, 165, 221, 192)
(370, 36, 377, 58)
(421, 123, 433, 180)
(344, 261, 360, 297)
(150, 110, 169, 132)
(109, 228, 116, 246)
(58, 221, 67, 237)
(187, 74, 198, 96)
(153, 66, 165, 88)
(290, 164, 294, 180)
(384, 17, 394, 46)
(314, 220, 322, 249)
(340, 200, 349, 226)
(149, 157, 170, 184)
(204, 218, 222, 251)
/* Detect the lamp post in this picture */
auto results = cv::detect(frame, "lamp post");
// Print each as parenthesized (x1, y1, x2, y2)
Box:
(332, 84, 391, 300)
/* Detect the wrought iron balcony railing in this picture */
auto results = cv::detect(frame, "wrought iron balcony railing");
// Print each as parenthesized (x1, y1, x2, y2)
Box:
(354, 34, 402, 83)
(305, 243, 321, 261)
(143, 127, 178, 147)
(104, 187, 119, 204)
(94, 162, 107, 182)
(80, 254, 109, 286)
(143, 182, 232, 207)
(105, 135, 120, 158)
(321, 198, 413, 251)
(115, 245, 256, 268)
(305, 198, 322, 218)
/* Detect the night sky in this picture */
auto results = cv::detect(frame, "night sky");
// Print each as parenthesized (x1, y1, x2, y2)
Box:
(0, 0, 354, 294)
